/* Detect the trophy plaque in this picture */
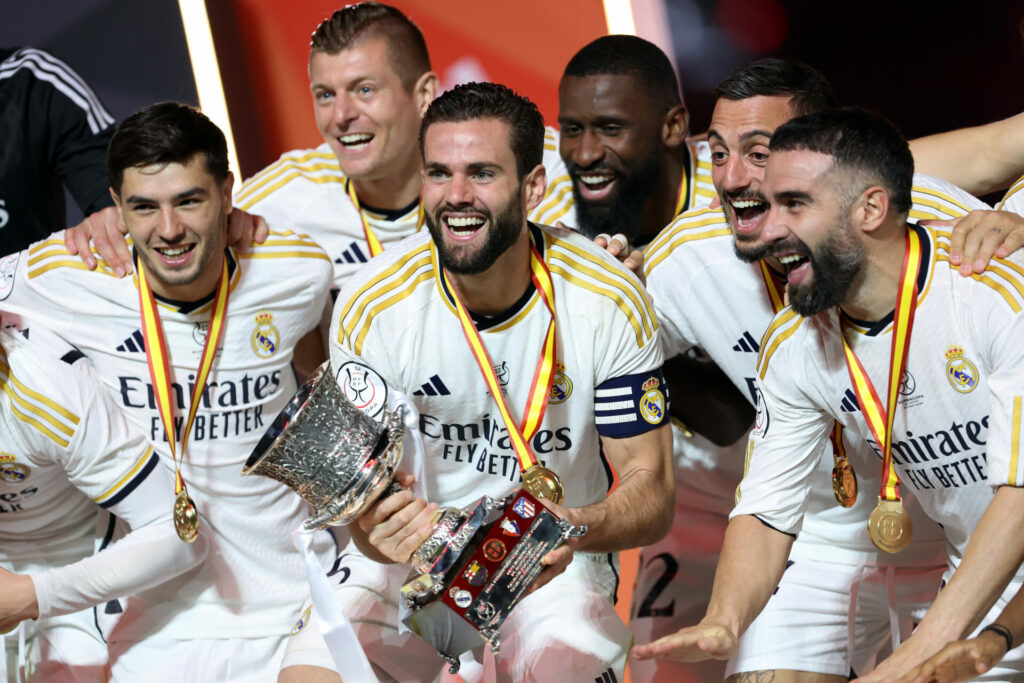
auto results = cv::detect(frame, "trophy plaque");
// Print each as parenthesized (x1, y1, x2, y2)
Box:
(244, 362, 586, 672)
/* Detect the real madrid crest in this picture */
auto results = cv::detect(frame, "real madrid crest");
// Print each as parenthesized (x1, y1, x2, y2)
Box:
(549, 362, 572, 404)
(251, 310, 280, 358)
(0, 453, 29, 484)
(944, 345, 978, 394)
(639, 376, 666, 425)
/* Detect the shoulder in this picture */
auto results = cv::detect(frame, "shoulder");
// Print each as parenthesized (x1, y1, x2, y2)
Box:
(998, 174, 1024, 214)
(18, 235, 121, 283)
(928, 225, 1024, 314)
(0, 328, 89, 450)
(645, 206, 732, 275)
(0, 48, 113, 131)
(754, 307, 813, 381)
(333, 232, 435, 344)
(235, 143, 344, 210)
(543, 225, 658, 347)
(910, 173, 989, 221)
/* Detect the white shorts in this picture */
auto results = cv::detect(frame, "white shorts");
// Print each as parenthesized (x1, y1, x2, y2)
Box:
(3, 609, 106, 683)
(728, 558, 945, 677)
(283, 549, 632, 683)
(628, 497, 729, 683)
(108, 634, 288, 682)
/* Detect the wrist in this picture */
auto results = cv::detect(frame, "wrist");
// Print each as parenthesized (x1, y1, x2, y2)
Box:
(980, 623, 1013, 654)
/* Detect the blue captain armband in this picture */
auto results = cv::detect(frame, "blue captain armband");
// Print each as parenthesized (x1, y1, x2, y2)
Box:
(594, 368, 670, 438)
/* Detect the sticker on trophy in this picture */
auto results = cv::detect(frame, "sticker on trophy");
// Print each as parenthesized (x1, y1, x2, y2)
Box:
(464, 562, 488, 587)
(336, 362, 388, 417)
(476, 601, 495, 620)
(454, 590, 473, 609)
(513, 496, 536, 519)
(483, 539, 507, 563)
(500, 518, 520, 537)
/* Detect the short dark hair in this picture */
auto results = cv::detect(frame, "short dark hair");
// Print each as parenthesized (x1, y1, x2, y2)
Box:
(770, 107, 913, 217)
(563, 35, 681, 110)
(108, 102, 229, 194)
(310, 2, 430, 91)
(419, 82, 544, 180)
(713, 58, 835, 117)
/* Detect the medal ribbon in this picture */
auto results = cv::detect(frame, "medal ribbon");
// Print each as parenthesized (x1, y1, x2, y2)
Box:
(346, 179, 425, 258)
(443, 240, 556, 475)
(841, 230, 923, 502)
(137, 257, 230, 497)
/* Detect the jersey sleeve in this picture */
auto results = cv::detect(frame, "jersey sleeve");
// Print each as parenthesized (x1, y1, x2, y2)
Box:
(645, 254, 697, 358)
(20, 48, 116, 216)
(998, 174, 1024, 215)
(969, 253, 1024, 487)
(731, 316, 833, 534)
(530, 126, 576, 228)
(910, 173, 990, 221)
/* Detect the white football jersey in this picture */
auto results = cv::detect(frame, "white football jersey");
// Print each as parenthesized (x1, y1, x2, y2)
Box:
(998, 174, 1024, 216)
(529, 126, 716, 234)
(736, 224, 1024, 572)
(331, 223, 665, 509)
(645, 174, 990, 565)
(0, 327, 164, 572)
(0, 231, 334, 640)
(235, 143, 423, 293)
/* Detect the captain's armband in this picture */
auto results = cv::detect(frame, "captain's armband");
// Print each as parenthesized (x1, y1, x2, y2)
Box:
(594, 368, 669, 438)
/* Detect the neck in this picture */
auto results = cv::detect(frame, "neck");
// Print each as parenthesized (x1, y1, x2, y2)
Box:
(637, 148, 686, 242)
(840, 224, 909, 322)
(447, 228, 532, 316)
(350, 151, 422, 210)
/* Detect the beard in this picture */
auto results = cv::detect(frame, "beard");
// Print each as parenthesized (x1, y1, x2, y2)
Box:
(786, 219, 864, 317)
(571, 154, 660, 242)
(426, 196, 524, 275)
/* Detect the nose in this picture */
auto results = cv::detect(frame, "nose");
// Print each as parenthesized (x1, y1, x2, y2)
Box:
(720, 155, 751, 195)
(156, 206, 186, 242)
(445, 173, 474, 207)
(761, 203, 789, 244)
(571, 130, 605, 168)
(333, 92, 358, 128)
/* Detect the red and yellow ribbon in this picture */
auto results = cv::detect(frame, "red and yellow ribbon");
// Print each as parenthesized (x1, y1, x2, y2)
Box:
(137, 257, 230, 498)
(841, 230, 923, 502)
(442, 239, 556, 475)
(346, 179, 425, 258)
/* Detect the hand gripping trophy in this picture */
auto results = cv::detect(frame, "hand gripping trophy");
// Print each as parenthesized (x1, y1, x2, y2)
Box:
(243, 361, 585, 671)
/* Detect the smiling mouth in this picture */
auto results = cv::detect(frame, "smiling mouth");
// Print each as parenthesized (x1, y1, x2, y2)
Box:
(155, 244, 196, 264)
(728, 197, 769, 233)
(572, 169, 617, 199)
(444, 214, 486, 239)
(776, 251, 810, 284)
(338, 133, 373, 150)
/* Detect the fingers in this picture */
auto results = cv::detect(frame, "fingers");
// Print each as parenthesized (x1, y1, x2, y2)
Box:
(528, 545, 573, 594)
(228, 209, 268, 253)
(393, 469, 416, 488)
(359, 491, 437, 564)
(632, 625, 735, 662)
(64, 222, 97, 269)
(945, 209, 1024, 276)
(253, 214, 270, 245)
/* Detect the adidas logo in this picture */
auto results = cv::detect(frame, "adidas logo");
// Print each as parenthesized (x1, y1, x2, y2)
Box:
(840, 389, 860, 413)
(594, 668, 619, 683)
(334, 241, 369, 265)
(116, 329, 145, 353)
(412, 374, 450, 396)
(732, 331, 760, 353)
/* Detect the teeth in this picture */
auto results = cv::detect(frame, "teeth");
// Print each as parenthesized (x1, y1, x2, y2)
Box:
(778, 254, 804, 265)
(580, 175, 612, 186)
(447, 216, 484, 228)
(159, 246, 190, 257)
(731, 200, 765, 209)
(340, 134, 372, 144)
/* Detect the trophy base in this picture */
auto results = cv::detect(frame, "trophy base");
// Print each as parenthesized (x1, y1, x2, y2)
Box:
(401, 491, 585, 672)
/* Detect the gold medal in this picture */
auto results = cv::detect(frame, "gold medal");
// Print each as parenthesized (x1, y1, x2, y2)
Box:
(174, 490, 199, 543)
(868, 497, 912, 553)
(521, 465, 565, 505)
(832, 457, 858, 508)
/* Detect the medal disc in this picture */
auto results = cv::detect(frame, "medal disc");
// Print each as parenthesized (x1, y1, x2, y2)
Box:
(173, 490, 200, 543)
(832, 458, 858, 508)
(868, 497, 912, 553)
(521, 465, 565, 505)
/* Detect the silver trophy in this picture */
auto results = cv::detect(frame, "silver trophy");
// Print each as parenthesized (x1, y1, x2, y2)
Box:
(244, 361, 585, 673)
(242, 361, 405, 528)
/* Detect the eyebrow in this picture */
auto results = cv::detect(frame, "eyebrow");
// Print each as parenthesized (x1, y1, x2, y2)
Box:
(708, 128, 775, 144)
(773, 190, 814, 203)
(125, 186, 207, 204)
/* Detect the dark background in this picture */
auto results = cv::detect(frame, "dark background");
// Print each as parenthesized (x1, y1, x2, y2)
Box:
(4, 0, 1023, 223)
